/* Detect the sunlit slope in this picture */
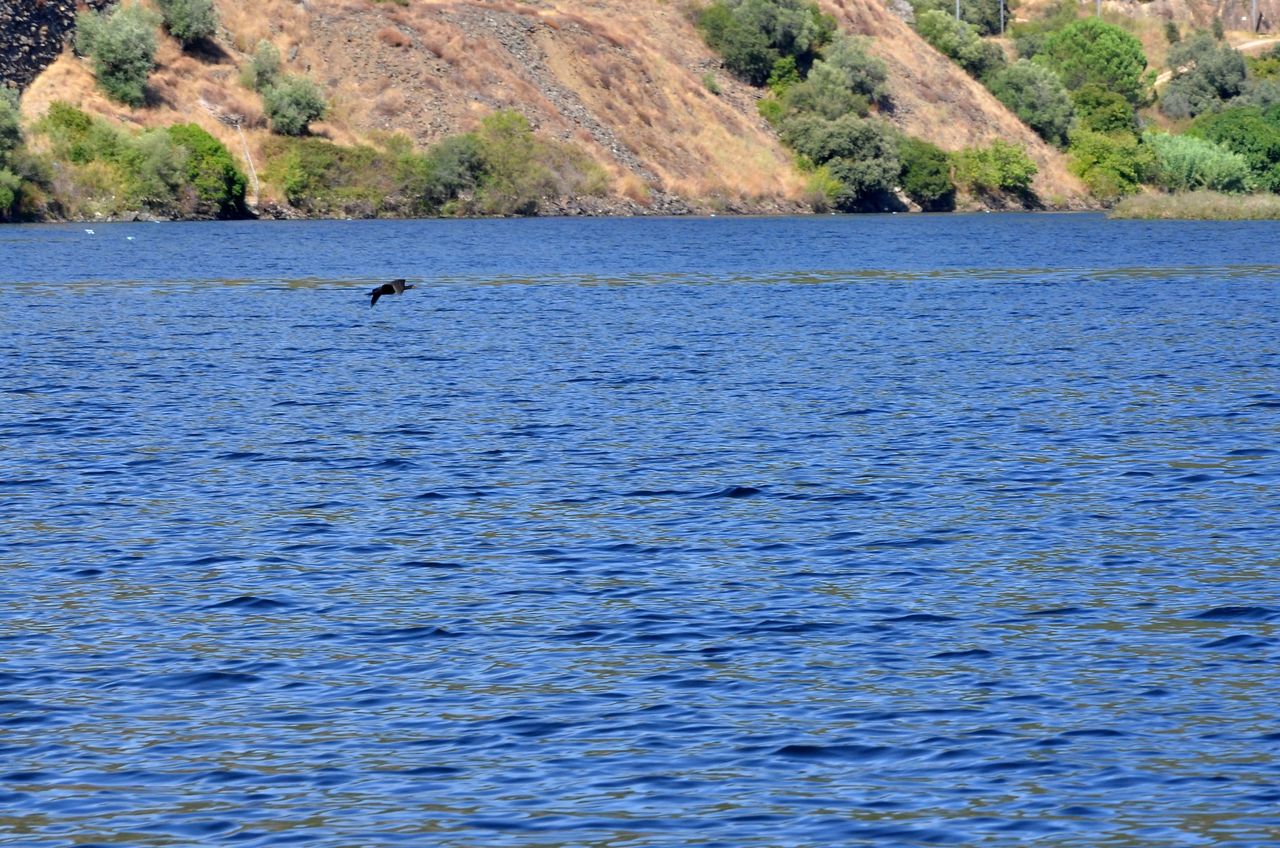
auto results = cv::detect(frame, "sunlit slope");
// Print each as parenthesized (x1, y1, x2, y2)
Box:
(21, 0, 1088, 208)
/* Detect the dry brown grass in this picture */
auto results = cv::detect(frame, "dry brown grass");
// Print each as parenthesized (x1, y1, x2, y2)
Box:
(377, 27, 412, 48)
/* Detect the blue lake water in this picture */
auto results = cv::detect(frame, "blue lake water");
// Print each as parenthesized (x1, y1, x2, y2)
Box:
(1, 213, 1278, 846)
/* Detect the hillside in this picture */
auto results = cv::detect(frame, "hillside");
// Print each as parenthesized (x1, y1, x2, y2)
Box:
(13, 0, 1093, 213)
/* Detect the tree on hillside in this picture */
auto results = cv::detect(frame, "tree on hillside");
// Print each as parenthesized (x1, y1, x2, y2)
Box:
(987, 59, 1074, 147)
(1189, 106, 1280, 191)
(167, 124, 247, 217)
(156, 0, 217, 48)
(0, 89, 22, 216)
(75, 2, 160, 107)
(1071, 84, 1137, 135)
(1036, 19, 1150, 107)
(1159, 33, 1247, 120)
(263, 75, 327, 136)
(915, 10, 1005, 81)
(910, 0, 1013, 37)
(696, 0, 836, 86)
(242, 40, 282, 92)
(780, 113, 901, 210)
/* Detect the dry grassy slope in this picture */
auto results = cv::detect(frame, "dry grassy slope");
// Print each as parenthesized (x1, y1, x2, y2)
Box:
(20, 0, 1088, 209)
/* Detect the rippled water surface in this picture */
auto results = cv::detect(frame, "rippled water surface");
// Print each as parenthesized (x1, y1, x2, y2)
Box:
(2, 214, 1279, 846)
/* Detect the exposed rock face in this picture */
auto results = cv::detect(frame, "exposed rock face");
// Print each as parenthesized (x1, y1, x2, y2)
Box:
(0, 0, 112, 92)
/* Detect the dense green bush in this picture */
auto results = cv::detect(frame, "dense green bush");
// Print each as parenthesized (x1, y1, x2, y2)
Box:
(33, 102, 198, 214)
(1188, 106, 1280, 191)
(0, 88, 19, 160)
(915, 10, 1005, 81)
(0, 89, 19, 217)
(242, 40, 282, 92)
(1159, 33, 1247, 119)
(75, 2, 160, 107)
(1009, 0, 1076, 60)
(1036, 19, 1150, 106)
(816, 35, 887, 104)
(897, 135, 955, 210)
(782, 59, 874, 119)
(1072, 84, 1137, 135)
(1246, 45, 1280, 81)
(156, 0, 217, 47)
(768, 36, 886, 121)
(1143, 131, 1252, 193)
(166, 124, 247, 217)
(472, 111, 606, 215)
(987, 59, 1074, 146)
(263, 75, 327, 135)
(263, 110, 604, 217)
(696, 0, 836, 86)
(1066, 129, 1153, 199)
(952, 139, 1037, 194)
(780, 113, 900, 209)
(910, 0, 1012, 37)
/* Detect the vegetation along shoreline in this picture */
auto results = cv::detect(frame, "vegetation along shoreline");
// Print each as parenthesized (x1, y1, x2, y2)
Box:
(5, 0, 1280, 223)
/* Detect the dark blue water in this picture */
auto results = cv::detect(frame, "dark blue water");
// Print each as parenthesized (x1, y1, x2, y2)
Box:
(2, 214, 1279, 847)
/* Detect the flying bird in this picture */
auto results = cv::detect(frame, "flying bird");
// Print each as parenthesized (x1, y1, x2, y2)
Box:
(369, 278, 415, 307)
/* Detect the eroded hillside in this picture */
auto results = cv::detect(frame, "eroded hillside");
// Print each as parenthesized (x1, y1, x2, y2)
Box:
(17, 0, 1091, 211)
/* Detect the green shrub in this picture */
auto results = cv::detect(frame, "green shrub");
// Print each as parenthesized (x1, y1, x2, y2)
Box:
(33, 103, 194, 213)
(1188, 106, 1280, 191)
(915, 10, 1005, 80)
(1164, 20, 1181, 45)
(167, 124, 246, 216)
(75, 2, 159, 107)
(242, 40, 282, 92)
(262, 110, 603, 217)
(1072, 84, 1137, 135)
(702, 72, 722, 95)
(471, 110, 606, 215)
(263, 75, 327, 135)
(1036, 18, 1150, 106)
(897, 135, 955, 210)
(1143, 131, 1252, 193)
(819, 35, 887, 104)
(422, 133, 486, 206)
(39, 101, 125, 163)
(781, 62, 871, 118)
(696, 0, 836, 86)
(757, 94, 786, 124)
(987, 59, 1074, 146)
(0, 88, 20, 161)
(910, 0, 1012, 37)
(156, 0, 217, 47)
(1009, 0, 1077, 60)
(1159, 33, 1247, 119)
(767, 56, 801, 93)
(952, 139, 1038, 194)
(0, 167, 20, 217)
(114, 128, 188, 207)
(780, 113, 900, 209)
(1066, 129, 1153, 199)
(1246, 45, 1280, 81)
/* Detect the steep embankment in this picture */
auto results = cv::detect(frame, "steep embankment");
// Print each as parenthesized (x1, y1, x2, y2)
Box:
(14, 0, 1089, 211)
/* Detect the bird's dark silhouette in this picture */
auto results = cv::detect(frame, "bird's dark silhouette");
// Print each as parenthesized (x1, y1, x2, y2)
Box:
(369, 278, 415, 307)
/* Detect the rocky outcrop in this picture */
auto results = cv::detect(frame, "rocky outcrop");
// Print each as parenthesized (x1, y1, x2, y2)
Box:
(0, 0, 112, 92)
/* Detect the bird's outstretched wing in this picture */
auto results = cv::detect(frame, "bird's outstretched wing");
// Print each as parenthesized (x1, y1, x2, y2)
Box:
(390, 278, 408, 294)
(370, 288, 383, 307)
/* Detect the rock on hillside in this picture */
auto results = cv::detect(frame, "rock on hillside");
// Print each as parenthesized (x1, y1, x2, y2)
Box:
(17, 0, 1089, 211)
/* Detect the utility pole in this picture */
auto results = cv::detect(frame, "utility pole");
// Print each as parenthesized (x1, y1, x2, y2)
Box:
(1096, 0, 1101, 16)
(1000, 0, 1005, 33)
(1253, 0, 1260, 32)
(956, 0, 961, 21)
